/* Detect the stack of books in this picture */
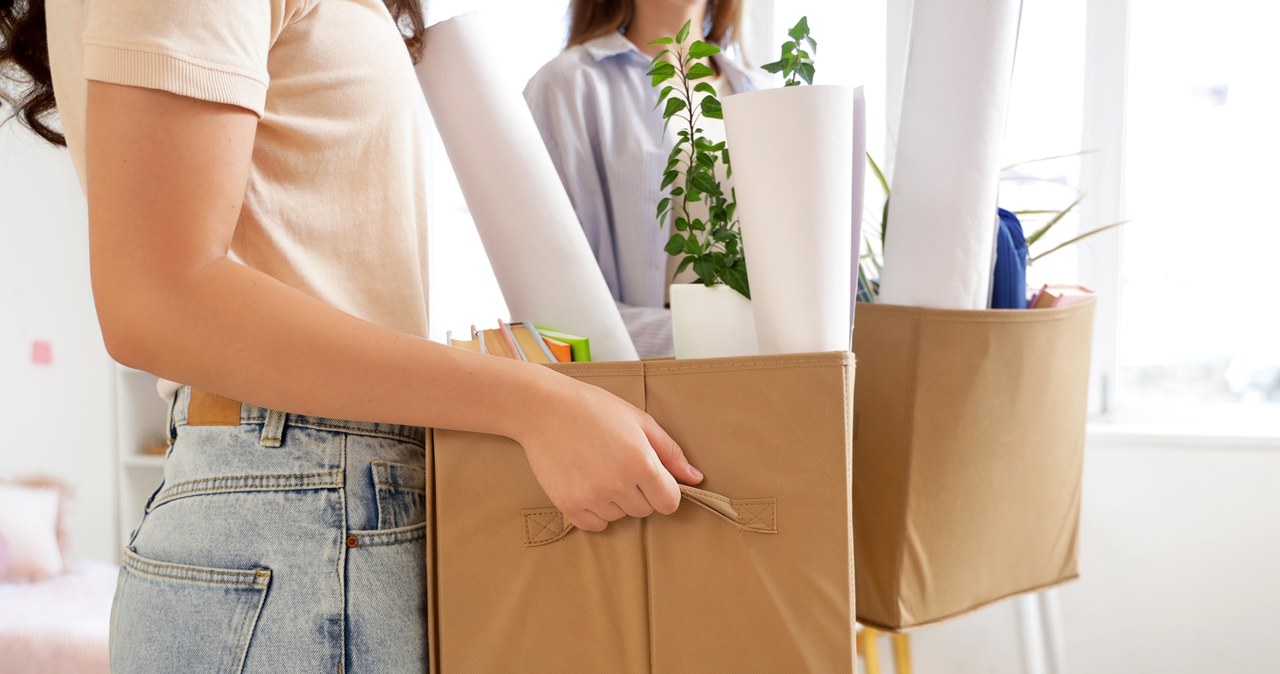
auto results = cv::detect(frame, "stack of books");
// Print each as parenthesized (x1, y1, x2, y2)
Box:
(1029, 284, 1094, 309)
(447, 321, 590, 364)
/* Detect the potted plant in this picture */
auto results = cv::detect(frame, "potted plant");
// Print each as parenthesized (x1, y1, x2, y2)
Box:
(647, 20, 758, 359)
(721, 18, 865, 354)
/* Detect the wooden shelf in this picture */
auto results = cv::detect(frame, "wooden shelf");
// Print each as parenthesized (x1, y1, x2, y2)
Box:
(122, 455, 165, 469)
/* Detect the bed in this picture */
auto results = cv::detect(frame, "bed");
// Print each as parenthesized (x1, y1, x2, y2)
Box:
(0, 557, 116, 674)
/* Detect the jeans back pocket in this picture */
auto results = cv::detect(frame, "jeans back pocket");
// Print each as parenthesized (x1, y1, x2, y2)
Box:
(110, 548, 270, 673)
(371, 460, 427, 530)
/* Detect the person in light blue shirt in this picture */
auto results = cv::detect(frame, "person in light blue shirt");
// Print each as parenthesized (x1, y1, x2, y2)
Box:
(525, 0, 758, 358)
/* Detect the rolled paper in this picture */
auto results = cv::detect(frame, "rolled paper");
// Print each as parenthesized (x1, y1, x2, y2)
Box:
(850, 86, 867, 330)
(416, 13, 638, 360)
(723, 84, 857, 354)
(877, 0, 1022, 310)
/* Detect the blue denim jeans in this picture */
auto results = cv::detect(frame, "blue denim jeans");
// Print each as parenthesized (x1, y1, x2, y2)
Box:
(110, 386, 428, 673)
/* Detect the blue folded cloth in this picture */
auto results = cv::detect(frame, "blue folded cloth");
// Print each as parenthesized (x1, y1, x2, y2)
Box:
(991, 208, 1029, 309)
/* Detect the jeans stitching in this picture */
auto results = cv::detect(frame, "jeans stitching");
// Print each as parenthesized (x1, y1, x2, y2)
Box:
(151, 470, 344, 509)
(123, 549, 270, 588)
(349, 522, 427, 547)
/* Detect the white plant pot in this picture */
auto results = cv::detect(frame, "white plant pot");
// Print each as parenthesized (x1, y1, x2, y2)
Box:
(669, 284, 759, 360)
(723, 84, 862, 354)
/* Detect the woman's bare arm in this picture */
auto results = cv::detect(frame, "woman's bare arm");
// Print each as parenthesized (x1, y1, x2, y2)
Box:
(86, 83, 701, 530)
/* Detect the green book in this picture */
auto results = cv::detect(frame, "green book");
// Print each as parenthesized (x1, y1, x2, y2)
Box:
(534, 327, 591, 362)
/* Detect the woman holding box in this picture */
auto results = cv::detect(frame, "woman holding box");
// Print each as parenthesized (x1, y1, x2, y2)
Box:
(526, 0, 758, 358)
(0, 0, 703, 670)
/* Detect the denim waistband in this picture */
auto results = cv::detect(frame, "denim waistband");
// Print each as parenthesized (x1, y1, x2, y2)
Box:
(169, 386, 427, 446)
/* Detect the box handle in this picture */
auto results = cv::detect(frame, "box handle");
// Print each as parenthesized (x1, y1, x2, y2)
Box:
(521, 485, 777, 547)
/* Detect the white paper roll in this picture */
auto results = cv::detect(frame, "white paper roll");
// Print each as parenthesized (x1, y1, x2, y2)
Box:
(877, 0, 1021, 310)
(723, 84, 856, 354)
(416, 13, 638, 361)
(850, 87, 867, 328)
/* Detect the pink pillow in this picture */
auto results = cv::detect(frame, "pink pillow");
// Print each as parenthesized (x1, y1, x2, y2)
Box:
(0, 531, 9, 579)
(0, 484, 65, 582)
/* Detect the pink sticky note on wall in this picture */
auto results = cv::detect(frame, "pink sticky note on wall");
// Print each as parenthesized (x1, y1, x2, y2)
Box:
(31, 340, 53, 365)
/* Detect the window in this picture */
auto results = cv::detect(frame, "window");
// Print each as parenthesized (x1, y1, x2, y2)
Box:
(1118, 0, 1280, 422)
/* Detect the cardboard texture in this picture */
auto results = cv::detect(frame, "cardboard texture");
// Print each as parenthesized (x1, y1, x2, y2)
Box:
(850, 300, 1095, 631)
(427, 352, 856, 672)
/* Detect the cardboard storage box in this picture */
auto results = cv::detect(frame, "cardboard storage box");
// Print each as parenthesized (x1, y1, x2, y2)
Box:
(851, 300, 1095, 631)
(426, 352, 856, 672)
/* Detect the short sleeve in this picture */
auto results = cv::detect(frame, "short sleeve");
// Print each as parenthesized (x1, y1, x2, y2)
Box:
(82, 0, 297, 116)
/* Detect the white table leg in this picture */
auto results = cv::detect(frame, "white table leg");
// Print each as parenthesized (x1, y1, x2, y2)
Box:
(1016, 594, 1048, 674)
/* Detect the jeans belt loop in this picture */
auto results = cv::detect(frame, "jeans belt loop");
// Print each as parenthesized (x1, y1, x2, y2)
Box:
(260, 409, 288, 448)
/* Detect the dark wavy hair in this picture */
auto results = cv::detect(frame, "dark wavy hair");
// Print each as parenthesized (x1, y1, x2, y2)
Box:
(1, 0, 426, 147)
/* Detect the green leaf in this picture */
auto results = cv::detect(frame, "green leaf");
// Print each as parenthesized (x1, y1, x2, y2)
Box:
(674, 216, 689, 231)
(654, 85, 675, 109)
(721, 263, 751, 299)
(700, 96, 723, 119)
(647, 60, 676, 77)
(686, 62, 717, 80)
(1025, 194, 1084, 247)
(693, 82, 717, 96)
(712, 228, 737, 243)
(789, 16, 810, 42)
(683, 233, 701, 255)
(688, 40, 721, 59)
(665, 234, 686, 256)
(661, 169, 679, 189)
(649, 37, 674, 46)
(675, 256, 695, 276)
(650, 69, 676, 87)
(761, 60, 785, 74)
(670, 186, 685, 197)
(648, 50, 671, 70)
(880, 196, 890, 247)
(691, 172, 720, 196)
(692, 256, 716, 284)
(806, 36, 818, 51)
(662, 97, 687, 119)
(690, 218, 706, 231)
(797, 62, 815, 84)
(867, 153, 890, 195)
(1000, 149, 1097, 173)
(676, 19, 691, 44)
(656, 197, 671, 220)
(1029, 220, 1129, 263)
(781, 40, 796, 54)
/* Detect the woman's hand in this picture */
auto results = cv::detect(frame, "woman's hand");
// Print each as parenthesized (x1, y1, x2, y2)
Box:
(516, 377, 703, 532)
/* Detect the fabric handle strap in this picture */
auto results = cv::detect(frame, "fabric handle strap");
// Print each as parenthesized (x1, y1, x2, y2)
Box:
(521, 485, 776, 547)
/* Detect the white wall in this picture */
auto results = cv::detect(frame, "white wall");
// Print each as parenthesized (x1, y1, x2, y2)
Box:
(905, 437, 1280, 674)
(0, 120, 117, 563)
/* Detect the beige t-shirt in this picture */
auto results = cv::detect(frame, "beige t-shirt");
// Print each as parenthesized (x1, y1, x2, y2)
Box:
(46, 0, 432, 399)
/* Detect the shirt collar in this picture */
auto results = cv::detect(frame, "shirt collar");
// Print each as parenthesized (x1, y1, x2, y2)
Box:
(582, 31, 760, 92)
(583, 31, 640, 62)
